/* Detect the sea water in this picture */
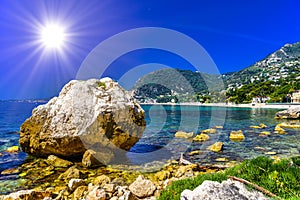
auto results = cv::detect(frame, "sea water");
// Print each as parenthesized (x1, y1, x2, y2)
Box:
(0, 102, 299, 176)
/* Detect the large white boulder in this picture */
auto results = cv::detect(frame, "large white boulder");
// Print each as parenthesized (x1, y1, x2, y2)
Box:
(19, 78, 145, 163)
(181, 179, 270, 200)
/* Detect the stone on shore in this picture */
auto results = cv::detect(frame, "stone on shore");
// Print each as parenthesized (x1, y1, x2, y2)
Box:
(46, 155, 73, 168)
(82, 150, 103, 168)
(229, 130, 245, 141)
(0, 190, 51, 200)
(129, 175, 156, 198)
(180, 179, 269, 200)
(275, 107, 300, 119)
(68, 179, 85, 191)
(175, 131, 194, 139)
(19, 78, 146, 163)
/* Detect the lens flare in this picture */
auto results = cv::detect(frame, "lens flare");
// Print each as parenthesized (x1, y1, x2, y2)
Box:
(40, 24, 66, 49)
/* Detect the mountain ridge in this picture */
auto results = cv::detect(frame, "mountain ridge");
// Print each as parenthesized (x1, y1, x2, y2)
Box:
(132, 42, 300, 103)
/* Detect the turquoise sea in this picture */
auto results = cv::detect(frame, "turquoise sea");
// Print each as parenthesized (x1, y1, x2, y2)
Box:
(0, 101, 299, 180)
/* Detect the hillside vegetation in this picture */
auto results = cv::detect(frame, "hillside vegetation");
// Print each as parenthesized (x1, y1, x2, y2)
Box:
(133, 42, 300, 103)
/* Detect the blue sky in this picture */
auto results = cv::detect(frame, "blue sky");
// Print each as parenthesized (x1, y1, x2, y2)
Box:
(0, 0, 299, 100)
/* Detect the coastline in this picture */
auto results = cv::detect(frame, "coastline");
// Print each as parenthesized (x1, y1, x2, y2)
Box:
(139, 102, 300, 109)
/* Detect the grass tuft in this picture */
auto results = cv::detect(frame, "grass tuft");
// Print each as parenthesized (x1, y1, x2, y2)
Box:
(158, 156, 300, 200)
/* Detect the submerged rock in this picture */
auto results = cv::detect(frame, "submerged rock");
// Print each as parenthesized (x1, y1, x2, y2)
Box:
(274, 125, 286, 134)
(193, 133, 209, 142)
(175, 131, 194, 139)
(201, 128, 217, 134)
(229, 130, 245, 141)
(5, 146, 19, 153)
(207, 142, 223, 152)
(19, 78, 146, 163)
(180, 179, 269, 200)
(277, 122, 300, 129)
(275, 107, 300, 119)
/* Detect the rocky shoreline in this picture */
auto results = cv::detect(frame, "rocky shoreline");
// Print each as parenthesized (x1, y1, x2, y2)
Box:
(0, 154, 230, 200)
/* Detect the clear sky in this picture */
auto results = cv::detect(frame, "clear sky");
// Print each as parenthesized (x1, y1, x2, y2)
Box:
(0, 0, 299, 100)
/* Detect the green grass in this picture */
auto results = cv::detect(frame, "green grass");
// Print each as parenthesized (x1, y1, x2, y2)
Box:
(158, 156, 300, 200)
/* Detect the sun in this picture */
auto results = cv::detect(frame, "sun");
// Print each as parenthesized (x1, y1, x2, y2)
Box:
(40, 24, 66, 49)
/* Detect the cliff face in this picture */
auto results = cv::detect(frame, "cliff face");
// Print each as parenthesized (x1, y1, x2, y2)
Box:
(19, 78, 146, 160)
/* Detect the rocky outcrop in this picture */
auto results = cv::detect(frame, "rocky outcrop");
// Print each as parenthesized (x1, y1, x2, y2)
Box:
(19, 78, 146, 163)
(275, 107, 300, 119)
(180, 179, 270, 200)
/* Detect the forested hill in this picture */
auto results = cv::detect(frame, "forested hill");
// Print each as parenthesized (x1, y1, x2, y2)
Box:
(132, 42, 300, 103)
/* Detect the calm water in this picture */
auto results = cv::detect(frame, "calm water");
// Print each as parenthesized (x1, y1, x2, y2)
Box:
(0, 102, 299, 175)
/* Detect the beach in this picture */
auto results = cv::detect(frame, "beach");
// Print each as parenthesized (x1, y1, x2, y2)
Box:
(140, 102, 299, 109)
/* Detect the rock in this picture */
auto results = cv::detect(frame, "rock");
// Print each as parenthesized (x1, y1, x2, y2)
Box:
(250, 125, 261, 129)
(229, 130, 245, 141)
(193, 133, 209, 142)
(68, 179, 85, 191)
(1, 190, 51, 200)
(175, 164, 198, 178)
(129, 175, 156, 198)
(82, 149, 103, 168)
(259, 123, 267, 128)
(19, 78, 146, 162)
(86, 187, 106, 200)
(274, 125, 286, 134)
(72, 186, 88, 200)
(103, 183, 115, 193)
(155, 170, 171, 181)
(1, 168, 19, 175)
(93, 175, 111, 187)
(119, 191, 137, 200)
(188, 150, 201, 155)
(181, 179, 270, 200)
(5, 146, 19, 153)
(250, 123, 267, 129)
(275, 107, 300, 119)
(265, 152, 277, 155)
(259, 131, 271, 137)
(58, 166, 81, 181)
(175, 131, 194, 139)
(213, 126, 223, 129)
(277, 122, 300, 129)
(201, 128, 217, 134)
(46, 155, 73, 168)
(215, 157, 228, 162)
(207, 142, 223, 152)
